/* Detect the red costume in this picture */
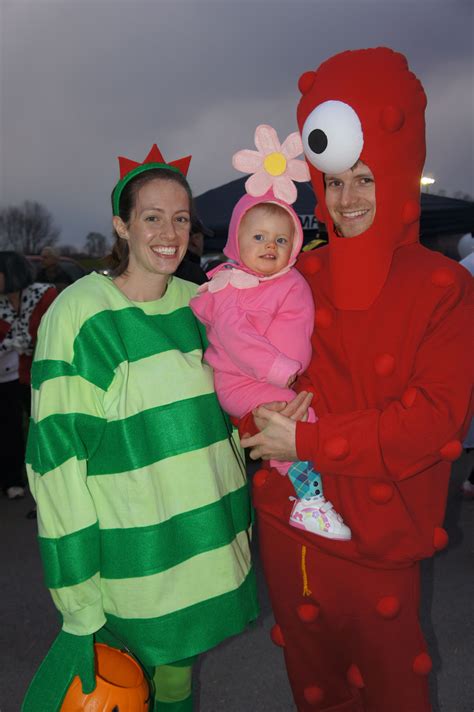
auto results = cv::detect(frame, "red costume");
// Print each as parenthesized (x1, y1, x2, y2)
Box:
(248, 48, 474, 711)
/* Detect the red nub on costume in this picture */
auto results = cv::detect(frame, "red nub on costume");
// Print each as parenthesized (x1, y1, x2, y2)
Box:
(369, 482, 394, 504)
(374, 353, 395, 376)
(301, 255, 322, 275)
(347, 664, 365, 688)
(253, 469, 269, 488)
(439, 440, 463, 462)
(402, 200, 421, 225)
(380, 105, 405, 132)
(431, 268, 455, 287)
(323, 436, 350, 460)
(412, 652, 432, 676)
(376, 595, 401, 619)
(298, 71, 317, 95)
(270, 624, 285, 647)
(315, 308, 333, 329)
(401, 387, 418, 408)
(303, 685, 324, 705)
(433, 527, 449, 551)
(297, 603, 320, 623)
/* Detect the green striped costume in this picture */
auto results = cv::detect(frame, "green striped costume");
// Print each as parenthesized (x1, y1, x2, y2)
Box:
(26, 273, 258, 666)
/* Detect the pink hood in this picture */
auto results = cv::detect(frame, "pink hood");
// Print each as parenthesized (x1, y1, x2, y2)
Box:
(222, 189, 304, 280)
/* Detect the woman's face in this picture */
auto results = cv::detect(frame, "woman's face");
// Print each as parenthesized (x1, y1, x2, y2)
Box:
(114, 178, 191, 282)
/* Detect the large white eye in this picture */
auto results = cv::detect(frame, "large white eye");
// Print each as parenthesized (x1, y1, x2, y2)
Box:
(301, 100, 364, 174)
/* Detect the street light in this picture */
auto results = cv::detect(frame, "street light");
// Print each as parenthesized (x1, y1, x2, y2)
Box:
(421, 175, 436, 192)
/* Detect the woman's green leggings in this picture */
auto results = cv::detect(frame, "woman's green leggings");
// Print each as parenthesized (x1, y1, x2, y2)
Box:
(153, 656, 195, 711)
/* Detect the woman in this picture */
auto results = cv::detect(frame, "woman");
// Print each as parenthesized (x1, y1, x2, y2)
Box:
(0, 252, 57, 499)
(23, 145, 258, 712)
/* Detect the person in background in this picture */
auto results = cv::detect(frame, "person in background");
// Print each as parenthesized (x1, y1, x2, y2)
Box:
(36, 246, 72, 292)
(23, 143, 258, 712)
(0, 252, 57, 500)
(241, 48, 473, 712)
(175, 217, 210, 285)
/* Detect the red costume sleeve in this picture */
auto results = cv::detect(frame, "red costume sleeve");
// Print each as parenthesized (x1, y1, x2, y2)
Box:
(296, 273, 474, 480)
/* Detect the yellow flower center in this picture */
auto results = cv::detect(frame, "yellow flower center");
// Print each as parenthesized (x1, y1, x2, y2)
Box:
(263, 152, 287, 176)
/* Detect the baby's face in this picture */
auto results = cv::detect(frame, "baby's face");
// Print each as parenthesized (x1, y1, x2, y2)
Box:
(238, 206, 294, 276)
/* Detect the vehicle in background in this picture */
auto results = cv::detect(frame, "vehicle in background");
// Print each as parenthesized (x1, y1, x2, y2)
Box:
(200, 252, 228, 274)
(26, 255, 88, 283)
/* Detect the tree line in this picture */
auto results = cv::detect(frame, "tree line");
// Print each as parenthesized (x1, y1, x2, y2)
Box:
(0, 200, 108, 256)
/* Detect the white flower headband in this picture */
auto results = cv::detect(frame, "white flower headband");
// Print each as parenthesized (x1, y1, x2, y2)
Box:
(232, 124, 310, 205)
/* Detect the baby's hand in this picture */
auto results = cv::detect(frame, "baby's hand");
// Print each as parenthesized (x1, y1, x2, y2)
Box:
(286, 374, 297, 388)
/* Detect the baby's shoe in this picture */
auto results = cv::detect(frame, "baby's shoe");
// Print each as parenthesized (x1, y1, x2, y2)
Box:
(289, 495, 351, 540)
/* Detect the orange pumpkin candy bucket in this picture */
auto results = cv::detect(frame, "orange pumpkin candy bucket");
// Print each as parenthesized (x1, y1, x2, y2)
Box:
(60, 643, 151, 711)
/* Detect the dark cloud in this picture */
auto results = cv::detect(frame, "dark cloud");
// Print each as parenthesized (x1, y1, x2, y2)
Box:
(1, 0, 472, 247)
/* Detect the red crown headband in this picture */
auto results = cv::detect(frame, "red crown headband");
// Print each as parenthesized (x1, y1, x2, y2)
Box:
(112, 144, 192, 215)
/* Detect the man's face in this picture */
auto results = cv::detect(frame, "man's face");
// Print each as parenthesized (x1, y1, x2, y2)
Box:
(324, 161, 376, 238)
(40, 250, 56, 268)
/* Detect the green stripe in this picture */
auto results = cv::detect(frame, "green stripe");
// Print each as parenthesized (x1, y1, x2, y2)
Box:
(27, 393, 229, 476)
(32, 306, 205, 390)
(102, 568, 258, 667)
(100, 484, 251, 579)
(39, 522, 100, 589)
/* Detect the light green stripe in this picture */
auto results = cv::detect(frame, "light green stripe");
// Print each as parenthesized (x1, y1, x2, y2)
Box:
(102, 529, 252, 618)
(26, 393, 230, 476)
(102, 568, 258, 666)
(100, 484, 251, 579)
(39, 522, 100, 589)
(32, 305, 205, 390)
(87, 437, 245, 529)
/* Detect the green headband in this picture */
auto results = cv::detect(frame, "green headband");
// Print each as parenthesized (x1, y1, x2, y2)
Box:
(112, 162, 184, 216)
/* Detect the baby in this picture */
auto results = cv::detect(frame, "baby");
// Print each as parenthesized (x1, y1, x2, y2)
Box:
(190, 126, 350, 540)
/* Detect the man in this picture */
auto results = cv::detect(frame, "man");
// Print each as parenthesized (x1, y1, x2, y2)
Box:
(241, 48, 473, 712)
(36, 246, 71, 292)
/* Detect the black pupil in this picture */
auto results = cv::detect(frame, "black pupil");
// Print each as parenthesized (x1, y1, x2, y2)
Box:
(308, 129, 328, 154)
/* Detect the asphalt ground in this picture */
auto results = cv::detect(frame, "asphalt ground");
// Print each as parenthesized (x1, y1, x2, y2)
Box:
(1, 453, 473, 712)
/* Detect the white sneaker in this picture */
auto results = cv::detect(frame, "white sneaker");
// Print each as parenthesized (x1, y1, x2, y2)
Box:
(289, 495, 351, 541)
(6, 486, 25, 500)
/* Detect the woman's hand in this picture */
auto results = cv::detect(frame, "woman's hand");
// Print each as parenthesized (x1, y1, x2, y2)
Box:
(241, 409, 299, 461)
(252, 391, 313, 431)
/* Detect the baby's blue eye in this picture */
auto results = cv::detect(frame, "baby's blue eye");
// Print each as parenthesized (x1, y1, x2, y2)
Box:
(253, 234, 264, 242)
(276, 237, 288, 245)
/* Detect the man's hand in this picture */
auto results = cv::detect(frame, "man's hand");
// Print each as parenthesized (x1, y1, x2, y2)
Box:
(241, 409, 298, 461)
(253, 391, 313, 431)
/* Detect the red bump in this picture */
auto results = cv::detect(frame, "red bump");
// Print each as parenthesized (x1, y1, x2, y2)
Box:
(374, 353, 395, 376)
(324, 436, 350, 460)
(376, 595, 401, 619)
(302, 255, 322, 276)
(347, 664, 364, 688)
(297, 603, 320, 623)
(402, 200, 421, 225)
(431, 268, 455, 287)
(401, 387, 417, 408)
(303, 685, 324, 705)
(315, 308, 333, 329)
(253, 469, 269, 488)
(380, 105, 405, 133)
(298, 71, 317, 95)
(369, 482, 393, 504)
(439, 440, 463, 462)
(433, 526, 449, 551)
(413, 652, 432, 676)
(270, 624, 285, 647)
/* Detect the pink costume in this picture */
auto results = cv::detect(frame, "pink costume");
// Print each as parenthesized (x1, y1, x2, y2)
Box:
(190, 190, 315, 424)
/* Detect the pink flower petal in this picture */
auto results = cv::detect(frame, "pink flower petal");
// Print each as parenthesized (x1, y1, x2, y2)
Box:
(281, 132, 304, 160)
(273, 175, 298, 204)
(232, 149, 263, 174)
(245, 169, 273, 197)
(254, 125, 281, 156)
(287, 158, 310, 182)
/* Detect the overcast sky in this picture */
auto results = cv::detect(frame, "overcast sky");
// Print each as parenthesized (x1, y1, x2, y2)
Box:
(1, 0, 473, 249)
